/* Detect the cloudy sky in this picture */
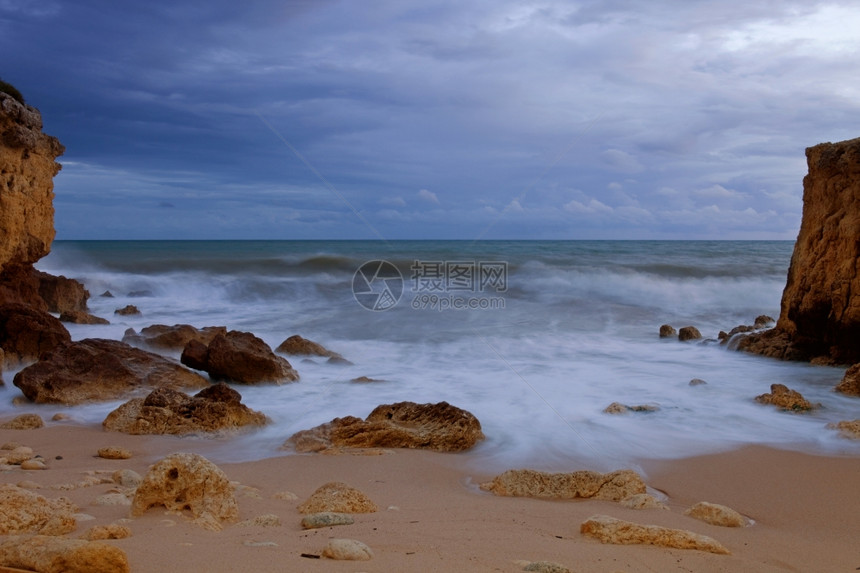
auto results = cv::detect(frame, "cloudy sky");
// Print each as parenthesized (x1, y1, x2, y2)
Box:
(3, 0, 859, 240)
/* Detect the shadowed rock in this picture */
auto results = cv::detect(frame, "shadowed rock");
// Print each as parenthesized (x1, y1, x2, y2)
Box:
(131, 453, 238, 530)
(580, 514, 730, 554)
(480, 469, 645, 501)
(678, 326, 702, 341)
(13, 338, 209, 404)
(0, 303, 70, 366)
(276, 334, 344, 360)
(123, 324, 226, 350)
(836, 364, 860, 396)
(754, 383, 817, 411)
(103, 383, 268, 435)
(287, 401, 484, 453)
(182, 330, 299, 384)
(59, 310, 109, 325)
(658, 324, 676, 338)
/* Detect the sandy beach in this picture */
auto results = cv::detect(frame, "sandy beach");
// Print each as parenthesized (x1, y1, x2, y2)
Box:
(2, 422, 857, 573)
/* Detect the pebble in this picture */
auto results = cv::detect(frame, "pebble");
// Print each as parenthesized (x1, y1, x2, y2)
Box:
(92, 493, 131, 506)
(112, 469, 142, 488)
(20, 459, 47, 470)
(321, 538, 373, 561)
(301, 512, 355, 529)
(98, 446, 132, 460)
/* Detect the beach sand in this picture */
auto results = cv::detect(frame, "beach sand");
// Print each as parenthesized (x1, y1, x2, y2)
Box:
(1, 422, 858, 573)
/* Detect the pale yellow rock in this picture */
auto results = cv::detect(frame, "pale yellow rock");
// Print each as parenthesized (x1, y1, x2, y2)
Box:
(97, 446, 131, 460)
(5, 446, 34, 464)
(297, 482, 378, 514)
(0, 534, 129, 573)
(80, 524, 132, 540)
(112, 469, 142, 488)
(131, 453, 238, 529)
(685, 501, 748, 527)
(828, 419, 860, 439)
(272, 490, 298, 501)
(1, 441, 21, 450)
(236, 514, 281, 527)
(480, 469, 645, 501)
(0, 413, 45, 429)
(20, 459, 47, 470)
(580, 514, 730, 554)
(523, 560, 572, 572)
(321, 538, 373, 561)
(621, 493, 669, 510)
(92, 493, 131, 507)
(0, 483, 77, 535)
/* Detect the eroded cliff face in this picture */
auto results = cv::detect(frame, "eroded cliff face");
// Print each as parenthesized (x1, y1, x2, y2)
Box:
(740, 137, 860, 364)
(0, 92, 64, 270)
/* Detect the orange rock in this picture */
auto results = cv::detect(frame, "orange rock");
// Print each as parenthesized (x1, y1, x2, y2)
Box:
(480, 468, 645, 501)
(297, 482, 377, 514)
(580, 514, 730, 554)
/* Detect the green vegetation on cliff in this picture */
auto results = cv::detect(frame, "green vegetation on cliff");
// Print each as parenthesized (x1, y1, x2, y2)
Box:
(0, 77, 25, 104)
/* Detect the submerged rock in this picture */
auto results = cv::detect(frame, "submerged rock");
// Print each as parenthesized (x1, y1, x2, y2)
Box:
(678, 326, 702, 341)
(754, 383, 817, 411)
(59, 310, 109, 325)
(13, 338, 209, 405)
(480, 469, 645, 501)
(103, 383, 268, 435)
(658, 324, 676, 338)
(580, 514, 730, 554)
(287, 401, 484, 453)
(828, 419, 860, 439)
(114, 305, 140, 316)
(276, 334, 345, 360)
(835, 363, 860, 396)
(603, 402, 659, 414)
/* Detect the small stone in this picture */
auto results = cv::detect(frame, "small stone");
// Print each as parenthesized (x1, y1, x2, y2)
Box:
(114, 305, 141, 316)
(689, 378, 707, 386)
(301, 512, 355, 529)
(272, 491, 298, 501)
(5, 446, 34, 464)
(20, 459, 47, 470)
(351, 376, 383, 383)
(92, 493, 131, 506)
(16, 480, 41, 489)
(98, 446, 132, 460)
(828, 419, 860, 439)
(298, 482, 378, 514)
(678, 326, 702, 341)
(522, 561, 573, 573)
(0, 413, 44, 429)
(321, 538, 373, 561)
(112, 469, 142, 488)
(51, 413, 71, 421)
(81, 524, 133, 540)
(621, 493, 668, 510)
(244, 540, 278, 547)
(101, 290, 114, 297)
(754, 315, 775, 327)
(685, 501, 748, 527)
(658, 324, 676, 338)
(603, 402, 658, 414)
(236, 514, 281, 527)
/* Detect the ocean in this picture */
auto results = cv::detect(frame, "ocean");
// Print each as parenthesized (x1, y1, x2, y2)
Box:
(6, 240, 859, 471)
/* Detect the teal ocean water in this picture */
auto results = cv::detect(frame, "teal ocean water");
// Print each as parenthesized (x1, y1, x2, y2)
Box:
(7, 240, 859, 470)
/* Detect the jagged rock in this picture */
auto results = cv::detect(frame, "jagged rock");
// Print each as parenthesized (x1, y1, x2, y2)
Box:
(100, 291, 113, 298)
(321, 538, 373, 561)
(114, 305, 140, 316)
(0, 535, 130, 572)
(603, 402, 659, 414)
(80, 524, 132, 540)
(621, 493, 669, 510)
(678, 326, 702, 341)
(96, 447, 131, 460)
(287, 401, 484, 453)
(301, 511, 355, 529)
(13, 338, 209, 404)
(183, 330, 299, 384)
(828, 420, 860, 439)
(754, 315, 775, 327)
(122, 324, 226, 350)
(36, 270, 89, 314)
(297, 482, 378, 514)
(480, 469, 645, 501)
(102, 383, 268, 435)
(740, 138, 860, 364)
(131, 453, 238, 530)
(581, 514, 729, 554)
(0, 93, 64, 275)
(754, 383, 816, 411)
(835, 363, 860, 396)
(658, 324, 676, 338)
(59, 310, 109, 325)
(0, 303, 71, 365)
(0, 483, 77, 535)
(685, 501, 748, 527)
(1, 413, 44, 429)
(180, 339, 209, 370)
(276, 334, 345, 361)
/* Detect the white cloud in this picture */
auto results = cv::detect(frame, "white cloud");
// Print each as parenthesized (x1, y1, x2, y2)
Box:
(563, 198, 613, 215)
(417, 189, 440, 204)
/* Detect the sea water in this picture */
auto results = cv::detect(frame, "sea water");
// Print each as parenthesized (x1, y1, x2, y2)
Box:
(5, 240, 859, 471)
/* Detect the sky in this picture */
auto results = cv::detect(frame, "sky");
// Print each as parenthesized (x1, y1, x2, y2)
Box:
(2, 0, 859, 240)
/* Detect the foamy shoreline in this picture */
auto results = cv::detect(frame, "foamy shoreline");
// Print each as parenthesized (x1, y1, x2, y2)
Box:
(1, 422, 857, 572)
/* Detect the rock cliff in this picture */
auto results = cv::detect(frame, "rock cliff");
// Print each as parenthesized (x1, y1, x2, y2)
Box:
(739, 137, 860, 364)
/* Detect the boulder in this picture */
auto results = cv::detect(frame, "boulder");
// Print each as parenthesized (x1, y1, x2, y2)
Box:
(480, 469, 645, 501)
(114, 305, 140, 316)
(131, 453, 238, 530)
(184, 330, 299, 384)
(835, 363, 860, 396)
(35, 270, 89, 314)
(287, 401, 484, 453)
(0, 303, 71, 365)
(678, 326, 702, 341)
(321, 538, 373, 561)
(103, 384, 268, 435)
(685, 501, 748, 527)
(828, 420, 860, 439)
(0, 535, 130, 573)
(123, 324, 226, 350)
(658, 324, 676, 338)
(180, 338, 209, 370)
(58, 310, 109, 325)
(580, 514, 730, 554)
(0, 413, 44, 429)
(740, 138, 860, 363)
(13, 338, 209, 405)
(276, 334, 344, 360)
(754, 383, 816, 411)
(0, 483, 77, 535)
(297, 482, 378, 514)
